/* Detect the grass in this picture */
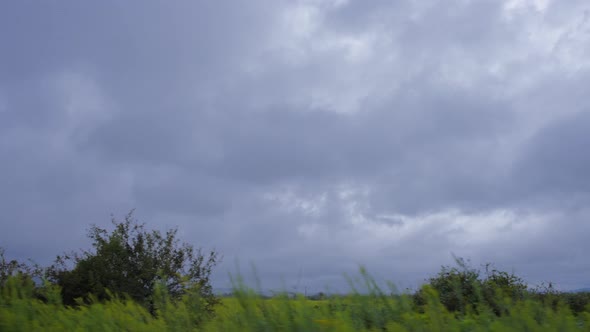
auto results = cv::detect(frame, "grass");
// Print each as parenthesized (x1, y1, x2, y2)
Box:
(1, 270, 589, 331)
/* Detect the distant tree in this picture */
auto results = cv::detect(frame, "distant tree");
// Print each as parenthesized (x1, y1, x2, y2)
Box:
(0, 247, 43, 286)
(0, 247, 27, 287)
(481, 264, 527, 316)
(414, 257, 481, 314)
(47, 210, 221, 317)
(559, 291, 590, 315)
(0, 248, 52, 303)
(528, 281, 563, 311)
(309, 291, 327, 300)
(414, 257, 527, 316)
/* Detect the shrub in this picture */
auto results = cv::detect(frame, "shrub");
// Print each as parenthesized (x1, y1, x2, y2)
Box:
(46, 210, 221, 320)
(414, 257, 527, 316)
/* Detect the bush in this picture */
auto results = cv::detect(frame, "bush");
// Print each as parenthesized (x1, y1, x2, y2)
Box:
(414, 257, 527, 316)
(47, 210, 221, 320)
(0, 248, 40, 288)
(562, 292, 590, 315)
(481, 264, 527, 316)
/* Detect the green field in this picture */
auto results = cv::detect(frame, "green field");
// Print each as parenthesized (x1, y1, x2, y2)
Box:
(2, 273, 590, 331)
(2, 220, 589, 331)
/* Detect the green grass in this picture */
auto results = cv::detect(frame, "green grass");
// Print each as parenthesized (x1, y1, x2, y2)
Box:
(1, 272, 589, 331)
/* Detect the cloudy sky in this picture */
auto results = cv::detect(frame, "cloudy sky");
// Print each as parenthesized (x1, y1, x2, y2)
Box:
(1, 0, 589, 292)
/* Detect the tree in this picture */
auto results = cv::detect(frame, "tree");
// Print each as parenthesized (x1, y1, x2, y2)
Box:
(481, 264, 527, 316)
(47, 210, 221, 317)
(413, 257, 528, 316)
(0, 247, 29, 287)
(414, 257, 481, 314)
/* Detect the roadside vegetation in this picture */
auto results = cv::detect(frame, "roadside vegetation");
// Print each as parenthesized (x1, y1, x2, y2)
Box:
(1, 212, 589, 331)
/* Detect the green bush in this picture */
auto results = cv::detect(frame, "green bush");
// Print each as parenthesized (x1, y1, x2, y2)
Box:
(414, 257, 528, 316)
(562, 292, 590, 315)
(46, 210, 221, 318)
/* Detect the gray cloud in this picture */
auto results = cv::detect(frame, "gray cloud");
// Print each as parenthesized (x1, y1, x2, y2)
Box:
(1, 0, 590, 292)
(515, 110, 590, 195)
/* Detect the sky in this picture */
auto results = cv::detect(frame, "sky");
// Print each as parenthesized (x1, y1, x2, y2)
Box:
(1, 0, 589, 292)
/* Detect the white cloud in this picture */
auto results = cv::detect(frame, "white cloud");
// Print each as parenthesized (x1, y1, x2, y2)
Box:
(504, 0, 551, 14)
(264, 186, 327, 217)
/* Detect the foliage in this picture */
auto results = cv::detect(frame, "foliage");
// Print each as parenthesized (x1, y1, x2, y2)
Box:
(561, 292, 590, 315)
(2, 271, 589, 331)
(0, 248, 43, 288)
(3, 221, 590, 331)
(46, 210, 221, 318)
(0, 275, 167, 332)
(413, 257, 528, 316)
(481, 263, 528, 316)
(1, 248, 28, 287)
(528, 281, 590, 315)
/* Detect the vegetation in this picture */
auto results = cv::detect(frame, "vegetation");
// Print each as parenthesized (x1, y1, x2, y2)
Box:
(1, 268, 589, 331)
(1, 211, 221, 322)
(413, 257, 528, 316)
(1, 213, 589, 331)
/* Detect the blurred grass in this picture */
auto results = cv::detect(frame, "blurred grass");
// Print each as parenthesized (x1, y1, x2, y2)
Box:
(1, 271, 589, 331)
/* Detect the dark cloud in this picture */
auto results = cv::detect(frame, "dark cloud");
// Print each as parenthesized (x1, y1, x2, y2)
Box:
(1, 0, 590, 292)
(513, 110, 590, 199)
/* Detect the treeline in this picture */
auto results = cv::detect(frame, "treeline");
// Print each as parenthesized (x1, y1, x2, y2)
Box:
(1, 212, 590, 330)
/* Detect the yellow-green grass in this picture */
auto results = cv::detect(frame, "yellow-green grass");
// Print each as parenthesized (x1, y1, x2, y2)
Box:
(2, 275, 590, 331)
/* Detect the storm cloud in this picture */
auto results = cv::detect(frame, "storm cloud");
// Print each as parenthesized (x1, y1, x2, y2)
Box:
(1, 0, 589, 291)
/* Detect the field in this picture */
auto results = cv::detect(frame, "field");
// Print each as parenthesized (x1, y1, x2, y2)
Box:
(1, 273, 590, 331)
(3, 218, 588, 330)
